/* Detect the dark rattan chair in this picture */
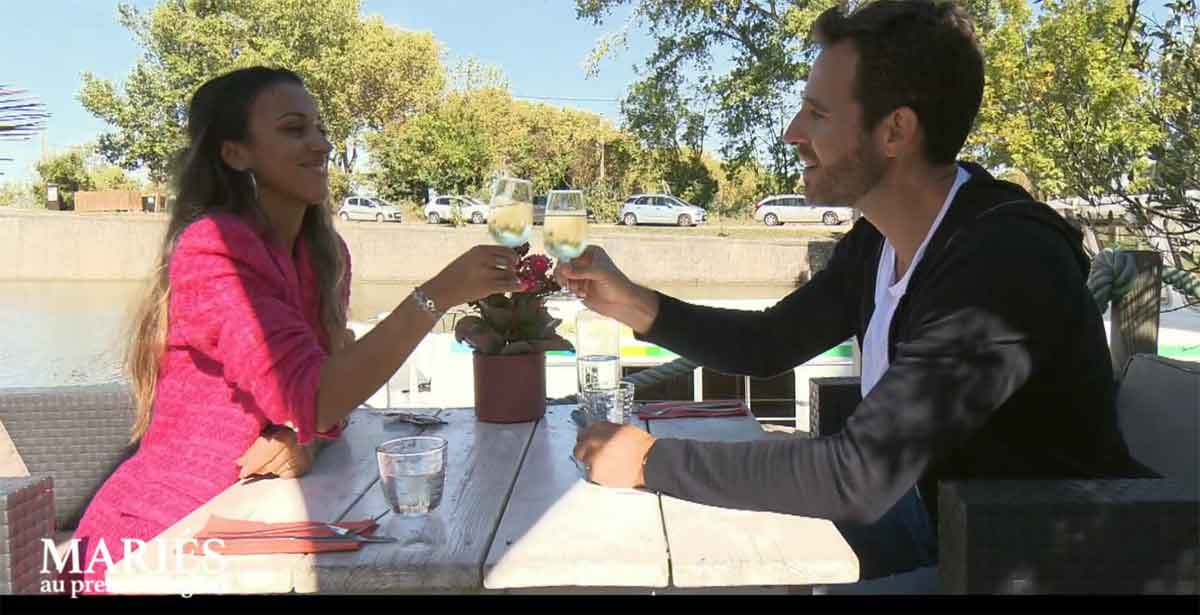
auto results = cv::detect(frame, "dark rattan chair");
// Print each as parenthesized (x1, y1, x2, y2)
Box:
(809, 354, 1199, 594)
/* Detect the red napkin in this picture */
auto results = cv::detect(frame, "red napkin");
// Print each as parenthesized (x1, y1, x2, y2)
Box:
(637, 399, 750, 420)
(180, 515, 380, 555)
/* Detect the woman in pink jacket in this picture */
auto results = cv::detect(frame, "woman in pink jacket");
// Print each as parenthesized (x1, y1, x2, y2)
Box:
(70, 67, 522, 593)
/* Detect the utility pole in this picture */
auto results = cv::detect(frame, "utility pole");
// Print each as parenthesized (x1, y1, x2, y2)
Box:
(598, 139, 605, 182)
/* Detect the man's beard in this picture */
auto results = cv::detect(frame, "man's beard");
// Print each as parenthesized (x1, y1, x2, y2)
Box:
(803, 135, 888, 207)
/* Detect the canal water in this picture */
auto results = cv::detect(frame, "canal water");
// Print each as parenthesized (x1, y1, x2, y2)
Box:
(0, 280, 795, 388)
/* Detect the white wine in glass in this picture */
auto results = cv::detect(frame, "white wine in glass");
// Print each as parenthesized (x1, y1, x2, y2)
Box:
(543, 190, 588, 262)
(488, 177, 534, 247)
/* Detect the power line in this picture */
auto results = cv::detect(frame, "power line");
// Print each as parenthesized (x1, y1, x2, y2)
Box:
(513, 94, 622, 104)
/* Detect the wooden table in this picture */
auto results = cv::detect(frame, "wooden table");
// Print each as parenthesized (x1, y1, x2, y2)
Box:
(106, 406, 859, 594)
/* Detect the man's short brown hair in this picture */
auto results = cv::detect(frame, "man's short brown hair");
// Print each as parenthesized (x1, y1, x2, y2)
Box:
(812, 0, 984, 164)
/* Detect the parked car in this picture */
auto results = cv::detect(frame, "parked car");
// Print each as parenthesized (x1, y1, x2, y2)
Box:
(753, 194, 852, 226)
(423, 195, 490, 224)
(1051, 196, 1131, 222)
(1046, 198, 1077, 218)
(531, 194, 598, 225)
(338, 196, 403, 223)
(618, 194, 707, 227)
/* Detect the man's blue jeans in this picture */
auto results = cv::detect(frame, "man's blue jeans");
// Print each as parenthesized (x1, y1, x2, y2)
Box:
(833, 487, 937, 580)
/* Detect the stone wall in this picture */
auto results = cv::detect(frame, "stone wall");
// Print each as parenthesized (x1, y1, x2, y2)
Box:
(0, 213, 815, 286)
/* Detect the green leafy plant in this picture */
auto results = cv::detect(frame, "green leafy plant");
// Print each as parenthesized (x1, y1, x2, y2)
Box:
(454, 245, 574, 355)
(448, 202, 467, 227)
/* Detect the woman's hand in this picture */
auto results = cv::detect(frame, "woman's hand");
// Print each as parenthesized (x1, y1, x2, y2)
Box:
(422, 245, 524, 308)
(236, 426, 314, 479)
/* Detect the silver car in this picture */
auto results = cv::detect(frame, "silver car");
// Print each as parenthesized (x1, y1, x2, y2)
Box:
(619, 194, 707, 227)
(753, 194, 852, 226)
(423, 195, 490, 225)
(338, 196, 403, 222)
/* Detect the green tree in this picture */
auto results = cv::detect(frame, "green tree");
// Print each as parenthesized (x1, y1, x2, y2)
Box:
(0, 180, 38, 208)
(960, 0, 1199, 277)
(578, 0, 838, 186)
(967, 0, 1160, 202)
(28, 144, 147, 207)
(34, 147, 94, 207)
(997, 167, 1037, 198)
(78, 0, 444, 182)
(90, 165, 141, 191)
(1145, 0, 1198, 211)
(578, 0, 1175, 212)
(709, 156, 772, 219)
(448, 56, 510, 93)
(369, 72, 637, 206)
(327, 166, 354, 208)
(492, 100, 632, 194)
(367, 94, 494, 203)
(85, 144, 142, 191)
(1111, 0, 1200, 271)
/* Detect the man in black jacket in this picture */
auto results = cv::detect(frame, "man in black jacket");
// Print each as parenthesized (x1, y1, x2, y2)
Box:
(558, 0, 1149, 589)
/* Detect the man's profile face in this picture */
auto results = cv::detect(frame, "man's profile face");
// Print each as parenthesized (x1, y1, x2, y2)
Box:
(783, 40, 887, 207)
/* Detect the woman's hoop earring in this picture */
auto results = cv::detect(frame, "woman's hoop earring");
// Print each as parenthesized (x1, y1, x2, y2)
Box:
(247, 170, 259, 202)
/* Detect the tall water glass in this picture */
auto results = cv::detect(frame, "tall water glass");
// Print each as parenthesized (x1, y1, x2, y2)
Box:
(576, 308, 621, 392)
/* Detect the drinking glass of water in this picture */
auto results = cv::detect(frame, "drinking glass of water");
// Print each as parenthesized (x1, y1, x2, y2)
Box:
(570, 380, 635, 479)
(580, 380, 636, 425)
(488, 176, 534, 247)
(575, 308, 621, 392)
(376, 436, 447, 516)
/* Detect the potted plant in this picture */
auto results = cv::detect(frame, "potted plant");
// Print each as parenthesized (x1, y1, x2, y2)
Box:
(454, 244, 574, 422)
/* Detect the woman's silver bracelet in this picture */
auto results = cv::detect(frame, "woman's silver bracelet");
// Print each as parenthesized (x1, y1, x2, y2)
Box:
(411, 286, 445, 319)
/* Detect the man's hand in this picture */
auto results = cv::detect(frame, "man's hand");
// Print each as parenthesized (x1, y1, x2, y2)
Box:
(236, 426, 314, 479)
(554, 246, 660, 335)
(573, 422, 657, 488)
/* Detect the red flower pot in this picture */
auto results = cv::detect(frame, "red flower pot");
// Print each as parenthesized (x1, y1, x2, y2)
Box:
(473, 352, 547, 423)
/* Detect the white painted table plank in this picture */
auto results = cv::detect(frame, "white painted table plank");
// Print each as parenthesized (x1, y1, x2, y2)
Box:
(105, 410, 422, 595)
(646, 415, 860, 588)
(108, 406, 857, 594)
(310, 408, 536, 593)
(483, 406, 669, 589)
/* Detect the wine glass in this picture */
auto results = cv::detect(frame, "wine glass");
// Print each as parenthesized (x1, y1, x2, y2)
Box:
(543, 190, 589, 261)
(488, 176, 534, 248)
(543, 189, 589, 299)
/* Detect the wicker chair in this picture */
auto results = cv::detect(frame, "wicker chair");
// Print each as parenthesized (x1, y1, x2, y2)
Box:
(0, 383, 136, 594)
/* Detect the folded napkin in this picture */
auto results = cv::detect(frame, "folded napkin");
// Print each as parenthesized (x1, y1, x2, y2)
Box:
(181, 515, 380, 556)
(636, 399, 750, 420)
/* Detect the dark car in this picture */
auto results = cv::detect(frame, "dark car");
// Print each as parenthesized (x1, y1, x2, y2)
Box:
(532, 194, 596, 225)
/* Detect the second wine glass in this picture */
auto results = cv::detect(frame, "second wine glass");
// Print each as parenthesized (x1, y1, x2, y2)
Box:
(488, 176, 534, 248)
(543, 189, 589, 300)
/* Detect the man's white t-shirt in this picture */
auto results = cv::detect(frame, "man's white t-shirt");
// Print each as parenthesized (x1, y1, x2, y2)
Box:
(860, 166, 971, 398)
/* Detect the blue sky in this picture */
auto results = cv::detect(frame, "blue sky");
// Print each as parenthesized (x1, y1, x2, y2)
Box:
(1, 1, 1178, 184)
(0, 0, 657, 182)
